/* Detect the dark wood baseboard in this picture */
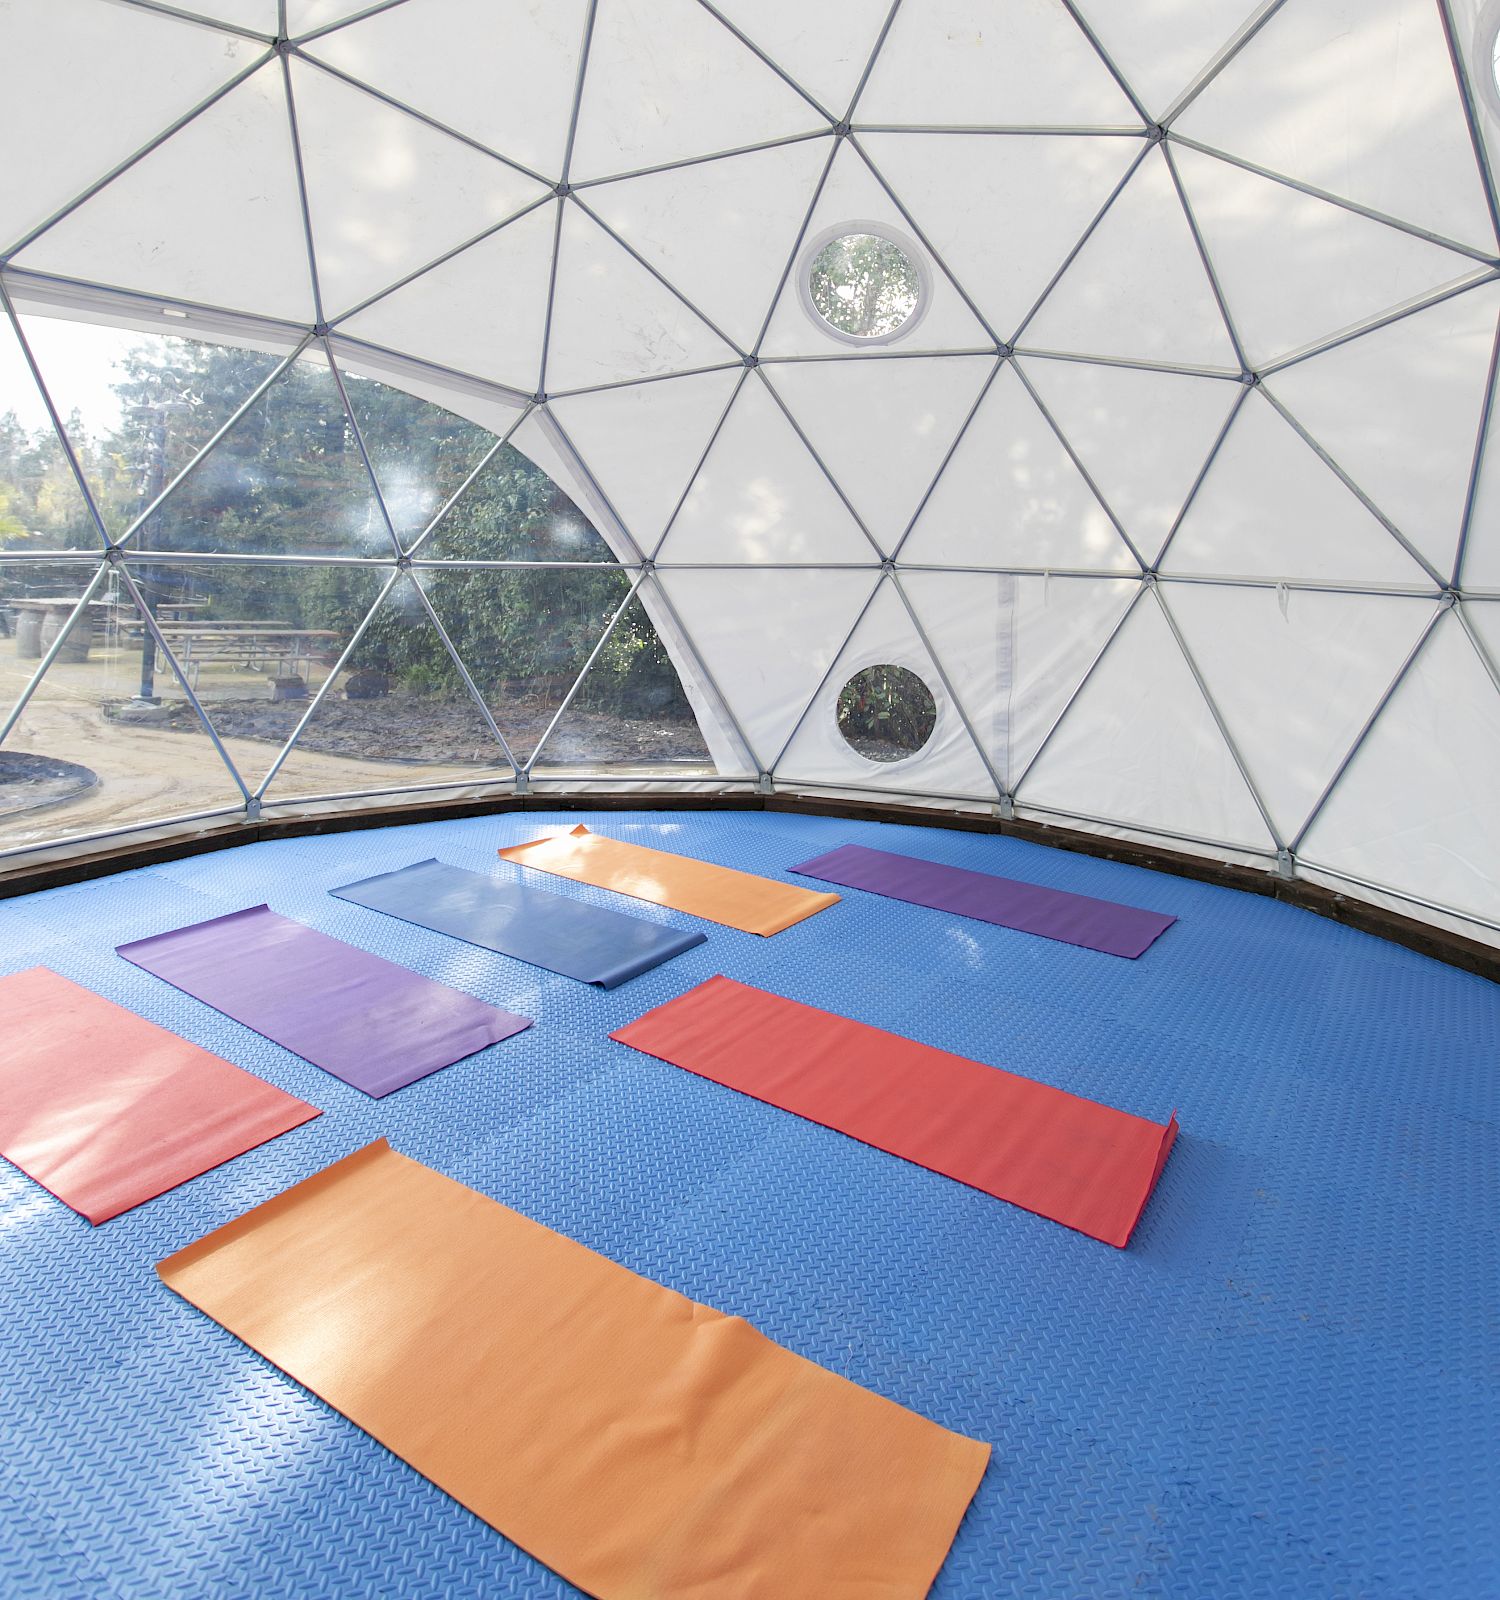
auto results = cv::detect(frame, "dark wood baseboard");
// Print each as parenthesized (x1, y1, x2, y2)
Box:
(2, 789, 1494, 985)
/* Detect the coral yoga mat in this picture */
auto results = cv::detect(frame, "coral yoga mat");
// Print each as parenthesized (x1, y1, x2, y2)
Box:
(613, 976, 1177, 1247)
(159, 1140, 989, 1600)
(332, 858, 706, 987)
(497, 824, 838, 935)
(0, 966, 319, 1223)
(118, 905, 530, 1097)
(791, 842, 1176, 957)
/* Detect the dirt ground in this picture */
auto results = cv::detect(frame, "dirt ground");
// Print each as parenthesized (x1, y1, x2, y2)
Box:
(0, 643, 708, 850)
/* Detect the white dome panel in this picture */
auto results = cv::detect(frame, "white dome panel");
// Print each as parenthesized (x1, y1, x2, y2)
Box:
(900, 363, 1134, 571)
(1175, 0, 1496, 253)
(301, 0, 587, 177)
(15, 65, 316, 321)
(1018, 588, 1276, 850)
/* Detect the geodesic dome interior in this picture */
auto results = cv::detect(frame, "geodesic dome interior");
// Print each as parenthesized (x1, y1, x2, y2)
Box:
(3, 0, 1500, 953)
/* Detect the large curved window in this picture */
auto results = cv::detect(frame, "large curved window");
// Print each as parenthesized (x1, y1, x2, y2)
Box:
(0, 313, 711, 852)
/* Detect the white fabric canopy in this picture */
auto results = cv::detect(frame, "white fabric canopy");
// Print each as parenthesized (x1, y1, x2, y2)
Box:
(2, 0, 1499, 950)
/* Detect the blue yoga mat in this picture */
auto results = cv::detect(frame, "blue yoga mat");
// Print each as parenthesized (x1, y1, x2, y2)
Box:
(330, 858, 707, 988)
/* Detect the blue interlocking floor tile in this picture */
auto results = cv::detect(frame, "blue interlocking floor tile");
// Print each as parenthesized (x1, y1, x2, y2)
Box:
(1, 808, 1497, 1598)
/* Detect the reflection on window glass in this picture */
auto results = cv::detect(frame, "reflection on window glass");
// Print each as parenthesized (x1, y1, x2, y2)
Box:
(417, 441, 613, 562)
(342, 374, 494, 550)
(808, 233, 921, 339)
(133, 355, 389, 557)
(836, 663, 936, 762)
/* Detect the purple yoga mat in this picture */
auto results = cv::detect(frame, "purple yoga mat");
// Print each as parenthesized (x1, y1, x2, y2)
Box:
(789, 844, 1176, 958)
(117, 905, 531, 1097)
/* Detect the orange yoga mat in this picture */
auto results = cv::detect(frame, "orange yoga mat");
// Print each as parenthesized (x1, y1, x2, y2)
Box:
(497, 824, 839, 936)
(160, 1140, 988, 1599)
(0, 966, 319, 1224)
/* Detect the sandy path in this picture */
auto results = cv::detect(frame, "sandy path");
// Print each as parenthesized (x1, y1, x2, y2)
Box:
(0, 648, 497, 850)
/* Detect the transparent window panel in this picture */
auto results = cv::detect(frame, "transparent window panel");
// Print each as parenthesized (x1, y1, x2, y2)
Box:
(1, 313, 104, 553)
(419, 564, 634, 765)
(340, 371, 497, 551)
(18, 315, 285, 543)
(529, 590, 713, 773)
(0, 558, 246, 852)
(260, 570, 513, 803)
(415, 440, 614, 562)
(129, 352, 392, 558)
(115, 555, 387, 785)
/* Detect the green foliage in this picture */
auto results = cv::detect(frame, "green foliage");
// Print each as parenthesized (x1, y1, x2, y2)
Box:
(836, 664, 936, 758)
(809, 233, 920, 338)
(0, 336, 691, 720)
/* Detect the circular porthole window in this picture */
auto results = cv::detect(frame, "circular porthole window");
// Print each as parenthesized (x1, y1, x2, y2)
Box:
(800, 222, 930, 346)
(836, 664, 937, 763)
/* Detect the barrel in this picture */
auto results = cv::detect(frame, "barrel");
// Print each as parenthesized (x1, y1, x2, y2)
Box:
(13, 609, 43, 659)
(39, 608, 93, 663)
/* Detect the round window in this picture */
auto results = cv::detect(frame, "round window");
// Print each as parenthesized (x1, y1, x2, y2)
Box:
(836, 664, 937, 763)
(803, 226, 926, 344)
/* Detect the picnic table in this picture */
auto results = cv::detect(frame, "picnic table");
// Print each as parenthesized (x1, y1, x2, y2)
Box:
(119, 618, 344, 688)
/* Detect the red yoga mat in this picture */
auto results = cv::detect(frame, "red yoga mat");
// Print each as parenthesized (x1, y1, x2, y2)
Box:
(0, 966, 320, 1224)
(612, 976, 1177, 1247)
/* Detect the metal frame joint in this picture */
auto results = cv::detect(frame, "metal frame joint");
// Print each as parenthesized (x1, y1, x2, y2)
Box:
(756, 772, 775, 795)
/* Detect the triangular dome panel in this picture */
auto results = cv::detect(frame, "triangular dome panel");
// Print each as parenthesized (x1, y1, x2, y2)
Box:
(706, 1, 897, 116)
(1174, 0, 1496, 253)
(543, 204, 740, 393)
(290, 59, 550, 320)
(337, 201, 557, 393)
(1299, 610, 1500, 921)
(567, 0, 825, 182)
(1019, 355, 1240, 563)
(301, 0, 587, 178)
(777, 576, 999, 797)
(900, 363, 1136, 571)
(1068, 0, 1261, 121)
(860, 133, 1140, 344)
(583, 141, 830, 349)
(902, 569, 1139, 787)
(547, 368, 746, 551)
(1165, 582, 1436, 841)
(260, 572, 512, 798)
(765, 355, 993, 553)
(422, 565, 634, 765)
(1172, 143, 1488, 368)
(528, 586, 716, 772)
(655, 566, 879, 772)
(758, 142, 995, 356)
(1264, 283, 1500, 582)
(0, 0, 262, 252)
(195, 3, 278, 28)
(1161, 392, 1433, 585)
(654, 373, 877, 563)
(1018, 588, 1275, 849)
(1021, 147, 1239, 370)
(857, 0, 1140, 127)
(15, 66, 315, 322)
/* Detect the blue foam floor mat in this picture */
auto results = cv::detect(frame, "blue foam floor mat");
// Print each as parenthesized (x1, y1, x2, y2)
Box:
(1, 809, 1497, 1598)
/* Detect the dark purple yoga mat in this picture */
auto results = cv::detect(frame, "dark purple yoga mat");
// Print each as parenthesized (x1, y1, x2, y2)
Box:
(117, 905, 531, 1097)
(789, 844, 1176, 958)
